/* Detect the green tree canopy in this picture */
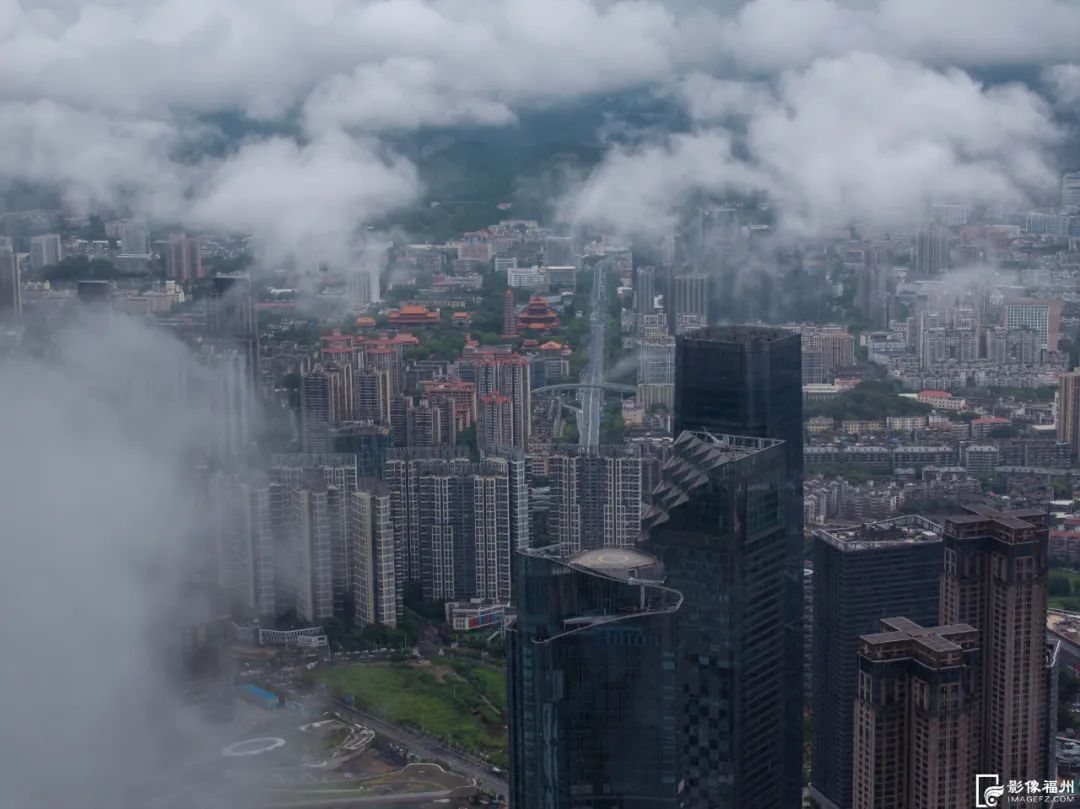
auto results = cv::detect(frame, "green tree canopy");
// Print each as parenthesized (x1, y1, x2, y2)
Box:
(804, 380, 931, 422)
(40, 255, 135, 282)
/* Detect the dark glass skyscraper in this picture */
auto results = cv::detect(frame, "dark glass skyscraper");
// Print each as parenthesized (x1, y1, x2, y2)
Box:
(673, 326, 804, 803)
(642, 431, 790, 808)
(673, 326, 803, 492)
(207, 273, 259, 385)
(0, 246, 22, 319)
(809, 516, 943, 809)
(507, 545, 682, 809)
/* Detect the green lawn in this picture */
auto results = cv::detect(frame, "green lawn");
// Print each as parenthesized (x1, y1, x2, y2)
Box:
(314, 661, 507, 765)
(447, 659, 507, 713)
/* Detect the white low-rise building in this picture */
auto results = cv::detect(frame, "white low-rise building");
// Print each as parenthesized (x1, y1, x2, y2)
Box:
(915, 389, 967, 411)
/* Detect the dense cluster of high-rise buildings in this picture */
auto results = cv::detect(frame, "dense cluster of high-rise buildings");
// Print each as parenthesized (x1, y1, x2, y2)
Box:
(509, 326, 806, 808)
(1, 195, 1075, 806)
(853, 243, 1072, 391)
(298, 334, 535, 454)
(508, 323, 1062, 808)
(385, 448, 528, 604)
(207, 456, 398, 627)
(809, 516, 944, 809)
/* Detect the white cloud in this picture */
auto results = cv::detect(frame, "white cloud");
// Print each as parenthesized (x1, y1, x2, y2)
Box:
(4, 1, 1077, 131)
(752, 54, 1061, 230)
(1045, 63, 1080, 108)
(872, 0, 1080, 66)
(567, 54, 1063, 236)
(564, 130, 762, 239)
(0, 0, 693, 124)
(0, 0, 1075, 257)
(718, 0, 873, 72)
(0, 100, 191, 215)
(189, 133, 420, 263)
(0, 0, 717, 262)
(302, 59, 518, 134)
(0, 100, 419, 264)
(0, 314, 254, 808)
(719, 0, 1080, 72)
(678, 73, 770, 121)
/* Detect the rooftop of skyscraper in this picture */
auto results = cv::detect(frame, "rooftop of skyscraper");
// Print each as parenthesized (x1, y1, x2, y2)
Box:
(644, 430, 784, 532)
(355, 476, 391, 496)
(682, 324, 800, 345)
(548, 442, 640, 458)
(814, 514, 943, 552)
(672, 429, 783, 462)
(211, 272, 250, 294)
(943, 503, 1049, 534)
(517, 544, 682, 641)
(568, 547, 664, 583)
(860, 617, 978, 663)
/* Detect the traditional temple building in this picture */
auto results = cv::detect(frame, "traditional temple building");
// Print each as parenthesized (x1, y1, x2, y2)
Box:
(516, 295, 560, 332)
(387, 304, 439, 327)
(539, 340, 569, 358)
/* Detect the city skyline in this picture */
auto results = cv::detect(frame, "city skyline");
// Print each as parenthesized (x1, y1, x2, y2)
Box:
(4, 196, 1080, 809)
(3, 2, 1080, 807)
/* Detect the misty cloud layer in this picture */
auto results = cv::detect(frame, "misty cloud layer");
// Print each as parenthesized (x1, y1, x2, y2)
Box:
(1, 0, 1078, 255)
(566, 53, 1065, 237)
(0, 315, 243, 809)
(715, 0, 1080, 71)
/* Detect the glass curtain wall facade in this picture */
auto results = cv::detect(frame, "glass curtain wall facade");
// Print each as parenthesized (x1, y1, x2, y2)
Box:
(673, 326, 804, 804)
(642, 430, 790, 808)
(507, 546, 682, 809)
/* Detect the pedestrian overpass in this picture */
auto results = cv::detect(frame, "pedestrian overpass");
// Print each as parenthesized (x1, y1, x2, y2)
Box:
(532, 382, 635, 396)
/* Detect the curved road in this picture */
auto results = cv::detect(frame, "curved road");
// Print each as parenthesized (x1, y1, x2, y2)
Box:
(311, 694, 509, 796)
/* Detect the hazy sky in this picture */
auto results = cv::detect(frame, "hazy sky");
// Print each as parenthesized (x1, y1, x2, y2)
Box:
(0, 0, 1077, 249)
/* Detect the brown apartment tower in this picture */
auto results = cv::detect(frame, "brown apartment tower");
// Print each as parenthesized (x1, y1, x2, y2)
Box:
(1058, 369, 1080, 462)
(853, 618, 980, 809)
(501, 289, 517, 338)
(940, 505, 1050, 782)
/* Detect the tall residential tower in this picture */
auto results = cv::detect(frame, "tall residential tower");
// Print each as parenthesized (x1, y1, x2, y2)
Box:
(852, 618, 981, 809)
(940, 505, 1052, 781)
(809, 517, 943, 809)
(548, 444, 642, 553)
(1058, 369, 1080, 462)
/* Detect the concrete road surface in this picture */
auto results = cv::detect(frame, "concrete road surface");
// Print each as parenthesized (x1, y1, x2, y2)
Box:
(578, 259, 608, 449)
(319, 696, 509, 797)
